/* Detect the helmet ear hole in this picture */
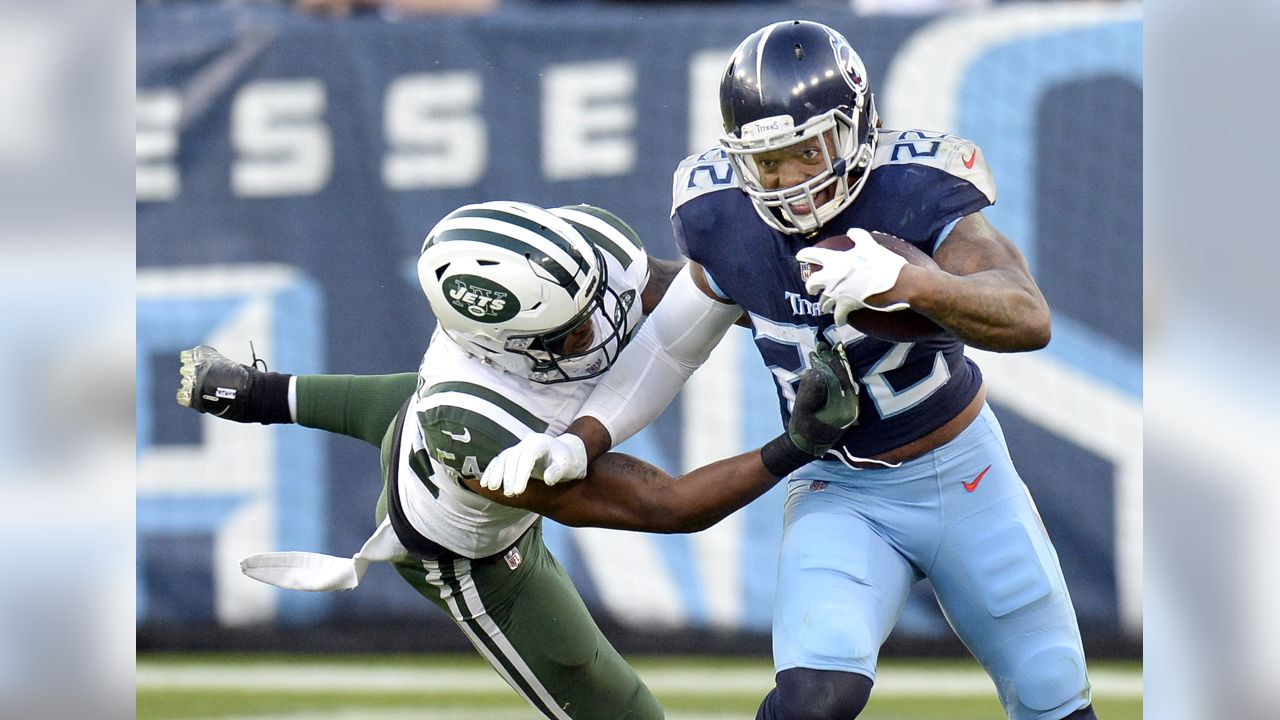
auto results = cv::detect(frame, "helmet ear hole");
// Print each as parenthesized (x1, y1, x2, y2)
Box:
(434, 264, 450, 281)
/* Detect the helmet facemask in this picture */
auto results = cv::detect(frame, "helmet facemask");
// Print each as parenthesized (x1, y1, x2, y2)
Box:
(502, 247, 633, 384)
(722, 99, 877, 236)
(717, 20, 880, 235)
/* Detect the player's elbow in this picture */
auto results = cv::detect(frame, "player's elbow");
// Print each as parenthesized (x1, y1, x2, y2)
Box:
(1003, 300, 1050, 352)
(641, 506, 695, 534)
(639, 499, 712, 534)
(1022, 305, 1051, 350)
(662, 513, 715, 534)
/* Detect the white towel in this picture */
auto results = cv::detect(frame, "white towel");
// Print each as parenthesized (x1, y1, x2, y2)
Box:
(239, 517, 406, 592)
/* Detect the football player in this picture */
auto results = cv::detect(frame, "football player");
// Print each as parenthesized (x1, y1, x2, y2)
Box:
(177, 200, 860, 720)
(484, 21, 1098, 720)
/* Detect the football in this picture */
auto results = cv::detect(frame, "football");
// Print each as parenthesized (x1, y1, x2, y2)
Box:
(802, 231, 949, 342)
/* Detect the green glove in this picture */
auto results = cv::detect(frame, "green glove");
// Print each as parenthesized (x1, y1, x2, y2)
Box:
(760, 342, 859, 476)
(786, 341, 860, 456)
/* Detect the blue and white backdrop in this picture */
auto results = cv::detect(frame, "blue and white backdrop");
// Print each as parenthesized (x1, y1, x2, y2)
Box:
(137, 1, 1142, 645)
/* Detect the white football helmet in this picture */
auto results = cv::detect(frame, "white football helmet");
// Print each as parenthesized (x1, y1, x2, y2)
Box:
(418, 201, 630, 383)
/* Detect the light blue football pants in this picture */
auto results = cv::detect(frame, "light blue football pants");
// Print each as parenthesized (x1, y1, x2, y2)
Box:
(775, 404, 1092, 720)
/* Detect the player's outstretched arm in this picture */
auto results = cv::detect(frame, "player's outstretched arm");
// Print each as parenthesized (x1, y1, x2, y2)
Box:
(176, 345, 417, 448)
(469, 344, 858, 533)
(514, 262, 745, 482)
(639, 256, 688, 315)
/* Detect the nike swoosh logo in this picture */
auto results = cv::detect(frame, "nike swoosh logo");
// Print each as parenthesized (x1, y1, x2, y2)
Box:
(961, 149, 977, 169)
(443, 428, 471, 443)
(963, 464, 992, 492)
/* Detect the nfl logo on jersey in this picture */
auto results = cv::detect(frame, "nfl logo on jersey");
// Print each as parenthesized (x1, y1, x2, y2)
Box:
(798, 260, 815, 284)
(503, 546, 523, 570)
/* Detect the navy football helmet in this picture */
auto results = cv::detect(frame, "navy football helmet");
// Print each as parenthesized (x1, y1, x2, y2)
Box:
(720, 20, 879, 235)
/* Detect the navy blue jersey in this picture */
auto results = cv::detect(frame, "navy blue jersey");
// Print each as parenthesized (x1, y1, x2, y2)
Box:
(672, 129, 996, 460)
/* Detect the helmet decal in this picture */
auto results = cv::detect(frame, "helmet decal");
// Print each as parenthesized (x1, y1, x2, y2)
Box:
(741, 115, 794, 139)
(444, 275, 518, 322)
(829, 34, 866, 93)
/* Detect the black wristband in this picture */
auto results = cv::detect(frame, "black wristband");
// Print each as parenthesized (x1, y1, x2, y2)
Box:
(760, 433, 817, 477)
(250, 371, 294, 425)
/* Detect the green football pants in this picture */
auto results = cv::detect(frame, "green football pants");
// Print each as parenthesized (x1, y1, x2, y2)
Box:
(383, 506, 663, 720)
(298, 373, 662, 719)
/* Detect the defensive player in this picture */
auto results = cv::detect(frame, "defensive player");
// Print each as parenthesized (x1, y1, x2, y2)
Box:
(483, 21, 1097, 720)
(178, 200, 860, 720)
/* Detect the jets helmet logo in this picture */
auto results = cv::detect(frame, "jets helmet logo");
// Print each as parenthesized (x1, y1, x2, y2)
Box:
(445, 275, 519, 323)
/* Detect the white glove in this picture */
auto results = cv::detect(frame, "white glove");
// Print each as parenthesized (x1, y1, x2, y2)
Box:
(481, 432, 588, 497)
(796, 228, 910, 319)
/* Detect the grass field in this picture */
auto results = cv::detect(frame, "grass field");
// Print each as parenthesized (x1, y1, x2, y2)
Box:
(137, 654, 1141, 719)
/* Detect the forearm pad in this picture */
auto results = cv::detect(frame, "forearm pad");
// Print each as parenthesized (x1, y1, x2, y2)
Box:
(244, 370, 293, 425)
(760, 434, 819, 478)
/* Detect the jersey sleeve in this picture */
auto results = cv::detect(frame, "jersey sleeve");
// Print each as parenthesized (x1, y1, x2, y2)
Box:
(671, 148, 738, 217)
(875, 130, 996, 205)
(414, 381, 549, 479)
(869, 130, 998, 252)
(295, 372, 419, 448)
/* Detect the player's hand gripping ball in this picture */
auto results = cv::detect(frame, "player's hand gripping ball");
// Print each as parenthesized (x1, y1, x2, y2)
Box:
(799, 231, 948, 343)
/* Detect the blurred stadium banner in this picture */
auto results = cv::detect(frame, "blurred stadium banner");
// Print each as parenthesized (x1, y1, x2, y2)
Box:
(136, 1, 1142, 653)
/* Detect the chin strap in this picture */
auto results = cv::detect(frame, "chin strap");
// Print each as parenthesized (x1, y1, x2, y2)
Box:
(239, 516, 406, 592)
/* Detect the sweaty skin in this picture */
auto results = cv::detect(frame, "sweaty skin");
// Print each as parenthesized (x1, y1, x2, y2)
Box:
(756, 134, 838, 215)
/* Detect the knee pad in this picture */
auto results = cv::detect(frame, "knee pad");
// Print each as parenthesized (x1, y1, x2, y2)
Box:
(788, 538, 877, 666)
(765, 668, 873, 720)
(793, 602, 876, 667)
(1011, 645, 1090, 717)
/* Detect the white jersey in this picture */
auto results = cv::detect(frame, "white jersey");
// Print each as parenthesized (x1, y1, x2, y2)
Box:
(394, 205, 650, 558)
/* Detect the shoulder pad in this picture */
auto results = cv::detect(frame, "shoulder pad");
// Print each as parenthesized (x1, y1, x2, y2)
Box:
(873, 130, 996, 203)
(415, 381, 547, 478)
(671, 147, 739, 216)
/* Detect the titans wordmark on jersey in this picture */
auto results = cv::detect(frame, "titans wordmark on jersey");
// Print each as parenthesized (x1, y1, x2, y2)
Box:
(394, 205, 649, 558)
(673, 130, 995, 462)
